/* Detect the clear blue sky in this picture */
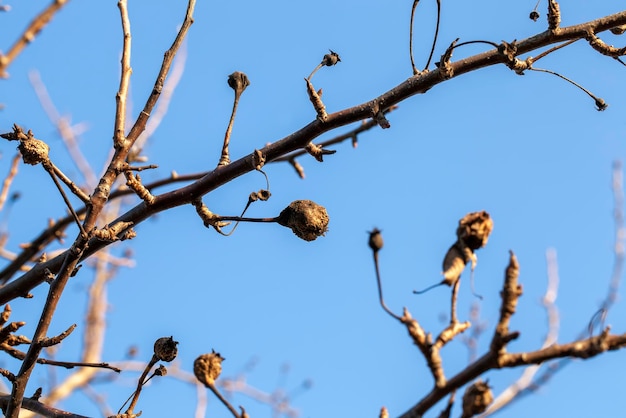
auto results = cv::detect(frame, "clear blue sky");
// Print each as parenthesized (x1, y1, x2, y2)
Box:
(2, 1, 626, 417)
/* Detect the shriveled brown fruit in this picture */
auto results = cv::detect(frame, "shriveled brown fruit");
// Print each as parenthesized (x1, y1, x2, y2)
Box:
(153, 336, 178, 362)
(277, 200, 329, 241)
(461, 379, 493, 417)
(193, 350, 225, 386)
(456, 211, 493, 250)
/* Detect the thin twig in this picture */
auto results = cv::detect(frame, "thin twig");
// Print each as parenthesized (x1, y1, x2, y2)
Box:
(372, 247, 402, 321)
(114, 0, 132, 148)
(29, 70, 98, 188)
(48, 164, 90, 203)
(121, 355, 158, 415)
(132, 40, 188, 155)
(423, 0, 441, 71)
(207, 382, 241, 418)
(529, 67, 608, 110)
(0, 0, 70, 78)
(42, 163, 87, 239)
(531, 39, 578, 63)
(0, 154, 20, 212)
(409, 0, 420, 75)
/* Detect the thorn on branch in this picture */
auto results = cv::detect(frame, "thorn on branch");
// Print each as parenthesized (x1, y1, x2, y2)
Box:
(305, 142, 336, 162)
(30, 387, 42, 400)
(70, 264, 82, 277)
(374, 111, 391, 129)
(435, 38, 459, 80)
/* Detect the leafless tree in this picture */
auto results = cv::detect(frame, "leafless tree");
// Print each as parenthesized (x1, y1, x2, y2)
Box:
(0, 1, 625, 417)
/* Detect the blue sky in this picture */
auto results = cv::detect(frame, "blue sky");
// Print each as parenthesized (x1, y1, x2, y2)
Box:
(2, 1, 626, 417)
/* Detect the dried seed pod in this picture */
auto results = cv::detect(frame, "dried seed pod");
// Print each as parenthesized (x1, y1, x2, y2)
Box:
(153, 336, 178, 362)
(368, 228, 384, 253)
(18, 136, 50, 165)
(227, 71, 250, 94)
(461, 380, 493, 417)
(277, 200, 329, 241)
(257, 189, 271, 201)
(154, 364, 167, 376)
(595, 97, 608, 111)
(456, 211, 493, 250)
(194, 350, 225, 386)
(529, 10, 540, 21)
(321, 49, 341, 66)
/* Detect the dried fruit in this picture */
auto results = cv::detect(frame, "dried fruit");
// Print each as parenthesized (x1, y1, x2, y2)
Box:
(227, 71, 250, 94)
(456, 211, 493, 251)
(462, 380, 493, 417)
(529, 10, 540, 21)
(368, 228, 384, 253)
(277, 200, 329, 241)
(153, 336, 178, 362)
(321, 49, 341, 67)
(194, 350, 225, 386)
(18, 137, 50, 165)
